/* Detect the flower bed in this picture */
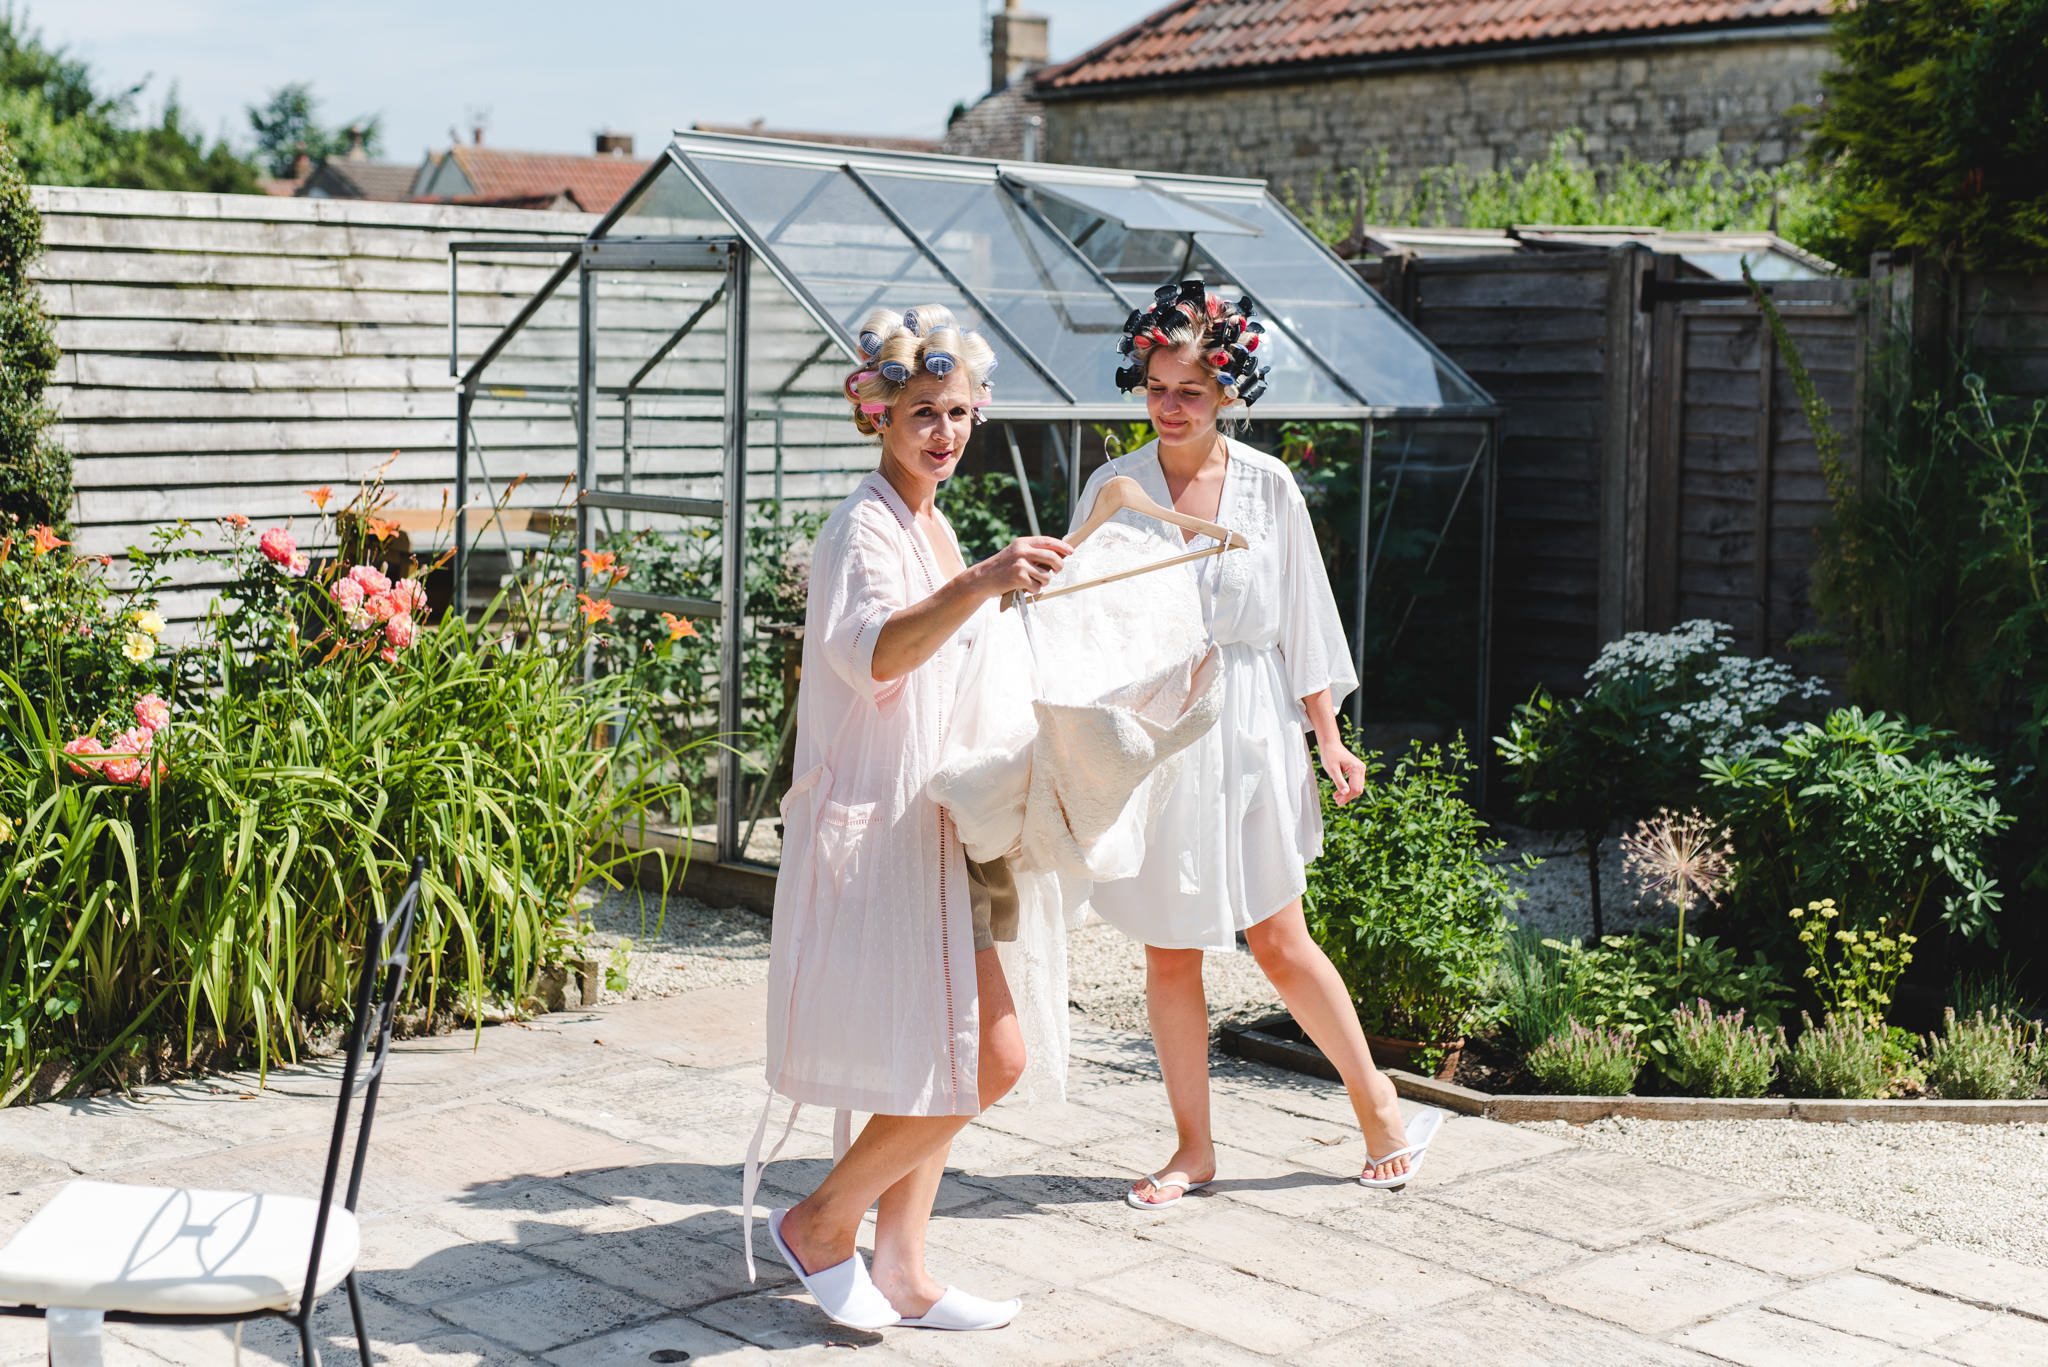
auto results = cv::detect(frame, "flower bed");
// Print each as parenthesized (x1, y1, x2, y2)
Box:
(0, 490, 682, 1105)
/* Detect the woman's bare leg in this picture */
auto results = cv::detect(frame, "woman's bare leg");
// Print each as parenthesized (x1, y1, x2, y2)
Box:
(1130, 945, 1216, 1205)
(793, 946, 1028, 1300)
(1243, 902, 1411, 1182)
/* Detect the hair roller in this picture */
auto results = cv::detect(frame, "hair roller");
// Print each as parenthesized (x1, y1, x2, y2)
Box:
(924, 350, 955, 377)
(879, 359, 911, 384)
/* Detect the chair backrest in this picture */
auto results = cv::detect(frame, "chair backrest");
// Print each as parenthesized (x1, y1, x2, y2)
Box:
(301, 854, 424, 1310)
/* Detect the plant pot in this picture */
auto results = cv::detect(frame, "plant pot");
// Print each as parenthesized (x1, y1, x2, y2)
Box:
(1365, 1031, 1465, 1082)
(574, 957, 602, 1007)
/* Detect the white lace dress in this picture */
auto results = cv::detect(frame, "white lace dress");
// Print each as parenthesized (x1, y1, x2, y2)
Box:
(1076, 439, 1358, 949)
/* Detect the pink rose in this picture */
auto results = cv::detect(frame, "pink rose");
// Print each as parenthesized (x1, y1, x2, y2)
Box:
(62, 734, 103, 777)
(384, 612, 416, 650)
(258, 527, 296, 566)
(346, 607, 373, 633)
(396, 578, 429, 615)
(287, 551, 310, 577)
(331, 578, 365, 610)
(99, 727, 153, 786)
(134, 694, 171, 733)
(379, 645, 400, 665)
(347, 565, 392, 596)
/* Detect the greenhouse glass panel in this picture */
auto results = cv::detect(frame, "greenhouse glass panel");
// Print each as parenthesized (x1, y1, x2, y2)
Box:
(1011, 175, 1259, 237)
(606, 158, 726, 236)
(683, 153, 1064, 404)
(1185, 193, 1488, 410)
(868, 172, 1128, 405)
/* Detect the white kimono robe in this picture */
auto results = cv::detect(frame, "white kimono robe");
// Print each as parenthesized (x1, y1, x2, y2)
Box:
(763, 471, 985, 1118)
(1079, 439, 1359, 950)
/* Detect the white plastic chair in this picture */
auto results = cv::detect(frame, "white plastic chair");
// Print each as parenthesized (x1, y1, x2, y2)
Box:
(0, 856, 425, 1365)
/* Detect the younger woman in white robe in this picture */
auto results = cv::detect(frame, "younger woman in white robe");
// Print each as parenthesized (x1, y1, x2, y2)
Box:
(1086, 281, 1440, 1205)
(749, 306, 1073, 1331)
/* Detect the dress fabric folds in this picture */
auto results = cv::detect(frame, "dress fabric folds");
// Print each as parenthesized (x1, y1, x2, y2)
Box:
(1079, 439, 1360, 950)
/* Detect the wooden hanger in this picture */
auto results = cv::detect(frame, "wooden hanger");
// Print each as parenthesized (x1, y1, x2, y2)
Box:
(1003, 475, 1248, 609)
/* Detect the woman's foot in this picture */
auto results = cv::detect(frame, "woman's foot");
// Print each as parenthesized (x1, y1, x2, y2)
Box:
(776, 1199, 857, 1277)
(870, 1259, 949, 1320)
(1128, 1144, 1217, 1207)
(1354, 1070, 1413, 1184)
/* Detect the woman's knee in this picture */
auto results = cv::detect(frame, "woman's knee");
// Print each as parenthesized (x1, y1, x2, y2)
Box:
(1145, 945, 1204, 988)
(1245, 913, 1316, 978)
(979, 1021, 1027, 1108)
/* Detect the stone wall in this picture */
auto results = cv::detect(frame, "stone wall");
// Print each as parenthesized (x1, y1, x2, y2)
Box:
(1040, 33, 1833, 200)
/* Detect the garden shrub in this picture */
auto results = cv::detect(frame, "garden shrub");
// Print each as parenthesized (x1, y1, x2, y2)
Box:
(1530, 933, 1789, 1059)
(1497, 620, 1823, 935)
(1783, 1013, 1890, 1099)
(1304, 730, 1529, 1053)
(1525, 1022, 1642, 1096)
(0, 132, 69, 531)
(1923, 1009, 2046, 1100)
(1659, 1000, 1783, 1098)
(1706, 708, 2010, 945)
(1789, 898, 1916, 1028)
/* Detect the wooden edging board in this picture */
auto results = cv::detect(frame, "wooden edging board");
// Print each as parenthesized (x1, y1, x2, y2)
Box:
(1217, 1016, 2048, 1125)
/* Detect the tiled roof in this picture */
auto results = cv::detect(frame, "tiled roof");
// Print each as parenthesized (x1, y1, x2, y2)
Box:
(1037, 0, 1834, 91)
(939, 85, 1047, 161)
(440, 146, 653, 214)
(691, 122, 942, 154)
(298, 159, 419, 202)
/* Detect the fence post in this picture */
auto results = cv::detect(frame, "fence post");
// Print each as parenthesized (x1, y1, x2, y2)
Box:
(1598, 243, 1656, 641)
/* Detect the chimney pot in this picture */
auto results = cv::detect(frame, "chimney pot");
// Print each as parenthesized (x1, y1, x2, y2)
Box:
(344, 124, 368, 160)
(595, 130, 635, 156)
(989, 3, 1049, 94)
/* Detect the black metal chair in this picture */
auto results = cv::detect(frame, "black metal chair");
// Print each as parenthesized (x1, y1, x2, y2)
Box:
(0, 854, 426, 1366)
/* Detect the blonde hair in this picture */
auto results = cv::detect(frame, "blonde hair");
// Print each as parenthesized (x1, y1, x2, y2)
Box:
(845, 304, 997, 438)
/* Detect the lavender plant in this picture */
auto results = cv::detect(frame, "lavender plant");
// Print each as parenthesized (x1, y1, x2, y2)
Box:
(1659, 1000, 1783, 1097)
(1525, 1021, 1643, 1096)
(1784, 1012, 1889, 1099)
(1923, 1009, 2046, 1100)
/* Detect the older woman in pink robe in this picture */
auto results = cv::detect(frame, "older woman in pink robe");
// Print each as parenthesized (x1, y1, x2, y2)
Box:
(743, 305, 1070, 1333)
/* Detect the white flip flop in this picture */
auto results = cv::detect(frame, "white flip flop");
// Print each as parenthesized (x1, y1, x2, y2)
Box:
(767, 1208, 901, 1331)
(1359, 1108, 1444, 1190)
(898, 1285, 1023, 1331)
(1126, 1170, 1212, 1210)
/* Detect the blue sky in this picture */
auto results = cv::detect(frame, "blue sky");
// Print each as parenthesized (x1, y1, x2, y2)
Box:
(33, 1, 1155, 162)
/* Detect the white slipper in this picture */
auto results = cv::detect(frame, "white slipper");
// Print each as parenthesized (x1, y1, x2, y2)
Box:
(1126, 1171, 1212, 1210)
(898, 1285, 1022, 1331)
(767, 1208, 901, 1331)
(1359, 1108, 1444, 1190)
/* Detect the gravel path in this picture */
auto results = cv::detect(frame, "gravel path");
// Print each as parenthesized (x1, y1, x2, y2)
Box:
(1524, 1114, 2048, 1269)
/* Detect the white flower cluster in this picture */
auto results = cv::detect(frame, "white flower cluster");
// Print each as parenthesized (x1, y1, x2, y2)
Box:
(1587, 618, 1828, 756)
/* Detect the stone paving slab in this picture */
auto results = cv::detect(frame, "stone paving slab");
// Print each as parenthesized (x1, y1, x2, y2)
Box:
(2, 986, 2044, 1365)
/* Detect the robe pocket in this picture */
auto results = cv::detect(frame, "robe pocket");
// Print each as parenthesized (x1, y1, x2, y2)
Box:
(815, 799, 878, 885)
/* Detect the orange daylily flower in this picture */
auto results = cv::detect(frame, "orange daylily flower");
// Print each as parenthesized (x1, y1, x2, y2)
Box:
(577, 593, 615, 625)
(581, 549, 618, 577)
(306, 486, 334, 510)
(366, 516, 401, 540)
(30, 525, 68, 557)
(660, 612, 698, 641)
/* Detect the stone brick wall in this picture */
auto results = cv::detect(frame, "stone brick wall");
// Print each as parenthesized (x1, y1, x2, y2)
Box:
(1039, 33, 1833, 200)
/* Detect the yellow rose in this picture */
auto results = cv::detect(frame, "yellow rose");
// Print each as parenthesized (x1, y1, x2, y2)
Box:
(121, 631, 155, 663)
(0, 813, 13, 844)
(133, 610, 165, 637)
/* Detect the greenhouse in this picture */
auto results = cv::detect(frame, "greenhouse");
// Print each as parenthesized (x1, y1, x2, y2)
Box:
(449, 131, 1499, 870)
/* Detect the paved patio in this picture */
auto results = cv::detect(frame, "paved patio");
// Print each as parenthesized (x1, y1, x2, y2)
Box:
(1, 984, 2042, 1366)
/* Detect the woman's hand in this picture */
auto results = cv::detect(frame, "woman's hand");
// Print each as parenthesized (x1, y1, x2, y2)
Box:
(1318, 737, 1368, 805)
(971, 535, 1074, 599)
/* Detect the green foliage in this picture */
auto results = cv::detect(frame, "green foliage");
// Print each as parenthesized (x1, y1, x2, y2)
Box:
(1304, 730, 1528, 1046)
(247, 82, 382, 178)
(1809, 0, 2048, 270)
(1789, 898, 1917, 1028)
(1290, 133, 1838, 262)
(1949, 959, 2040, 1021)
(0, 495, 684, 1105)
(1525, 1021, 1643, 1096)
(1783, 1012, 1890, 1098)
(604, 937, 634, 996)
(1705, 708, 2011, 943)
(1495, 620, 1822, 933)
(1493, 929, 1576, 1055)
(0, 10, 256, 191)
(1525, 933, 1790, 1059)
(1922, 1008, 2046, 1099)
(0, 130, 66, 529)
(1659, 999, 1784, 1098)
